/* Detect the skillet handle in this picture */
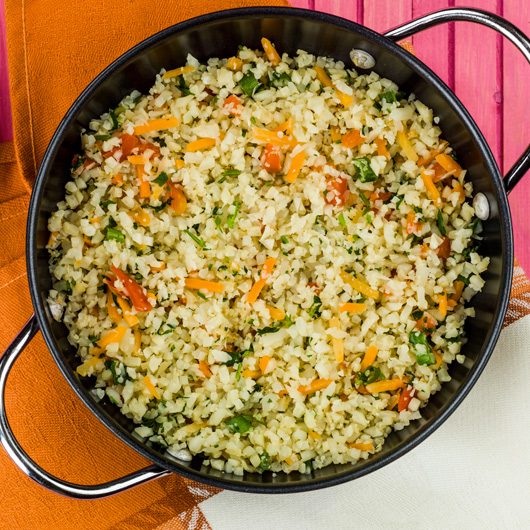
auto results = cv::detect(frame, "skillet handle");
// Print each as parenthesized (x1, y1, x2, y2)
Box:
(384, 7, 530, 194)
(0, 315, 171, 499)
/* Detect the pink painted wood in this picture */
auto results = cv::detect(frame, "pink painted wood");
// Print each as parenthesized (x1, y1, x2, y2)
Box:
(1, 0, 530, 274)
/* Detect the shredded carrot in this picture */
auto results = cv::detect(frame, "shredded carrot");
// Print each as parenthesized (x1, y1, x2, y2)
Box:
(127, 155, 147, 165)
(374, 137, 389, 159)
(360, 345, 378, 371)
(449, 280, 465, 307)
(339, 302, 367, 314)
(129, 207, 151, 227)
(341, 129, 363, 149)
(439, 292, 448, 318)
(406, 210, 423, 235)
(348, 442, 374, 451)
(223, 95, 243, 117)
(434, 350, 443, 369)
(107, 290, 123, 324)
(76, 355, 104, 377)
(340, 270, 379, 300)
(242, 369, 261, 379)
(136, 165, 151, 199)
(266, 305, 286, 321)
(436, 153, 462, 175)
(90, 218, 100, 224)
(83, 235, 93, 247)
(245, 257, 277, 304)
(285, 150, 306, 183)
(91, 326, 127, 355)
(329, 317, 344, 362)
(186, 137, 216, 152)
(274, 118, 293, 135)
(48, 231, 58, 246)
(161, 66, 194, 79)
(134, 329, 141, 354)
(227, 56, 244, 71)
(284, 456, 295, 465)
(259, 355, 272, 374)
(309, 430, 321, 440)
(397, 128, 418, 162)
(116, 295, 139, 327)
(313, 66, 353, 106)
(111, 173, 124, 186)
(387, 392, 401, 411)
(330, 126, 342, 142)
(421, 170, 442, 207)
(199, 360, 213, 378)
(182, 422, 206, 433)
(149, 262, 166, 272)
(452, 181, 466, 203)
(175, 159, 185, 169)
(134, 116, 180, 136)
(143, 375, 161, 399)
(166, 181, 187, 214)
(252, 127, 296, 147)
(298, 379, 333, 395)
(184, 278, 224, 293)
(365, 378, 406, 393)
(261, 37, 281, 65)
(417, 141, 448, 166)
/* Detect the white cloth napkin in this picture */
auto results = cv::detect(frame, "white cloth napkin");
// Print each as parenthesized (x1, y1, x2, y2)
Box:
(198, 314, 530, 529)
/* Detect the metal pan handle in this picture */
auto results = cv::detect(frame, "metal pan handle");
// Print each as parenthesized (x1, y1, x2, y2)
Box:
(0, 315, 171, 499)
(384, 7, 530, 194)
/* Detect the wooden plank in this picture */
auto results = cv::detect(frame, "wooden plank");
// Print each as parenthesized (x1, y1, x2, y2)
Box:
(503, 1, 530, 274)
(363, 0, 413, 38)
(314, 0, 361, 21)
(453, 0, 502, 168)
(0, 0, 12, 143)
(412, 0, 453, 89)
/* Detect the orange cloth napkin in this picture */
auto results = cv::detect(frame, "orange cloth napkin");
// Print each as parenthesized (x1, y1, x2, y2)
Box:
(0, 1, 288, 529)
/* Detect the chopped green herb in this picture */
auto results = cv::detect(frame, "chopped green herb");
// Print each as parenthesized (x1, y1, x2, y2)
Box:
(197, 292, 208, 301)
(409, 331, 436, 366)
(338, 212, 346, 228)
(223, 169, 242, 176)
(225, 415, 253, 434)
(356, 365, 383, 386)
(469, 218, 483, 235)
(184, 229, 206, 248)
(456, 273, 470, 286)
(437, 209, 447, 236)
(104, 226, 125, 243)
(257, 450, 271, 471)
(226, 202, 240, 229)
(359, 192, 371, 207)
(395, 194, 405, 209)
(309, 295, 322, 319)
(412, 309, 424, 320)
(104, 360, 128, 385)
(177, 76, 194, 96)
(242, 129, 248, 137)
(152, 172, 168, 187)
(380, 90, 396, 103)
(95, 134, 112, 141)
(256, 315, 294, 335)
(238, 72, 262, 97)
(281, 235, 289, 244)
(270, 72, 291, 88)
(109, 108, 119, 130)
(218, 176, 227, 183)
(250, 116, 257, 125)
(413, 206, 426, 222)
(99, 200, 116, 208)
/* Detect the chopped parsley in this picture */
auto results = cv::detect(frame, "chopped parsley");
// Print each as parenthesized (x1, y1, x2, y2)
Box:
(309, 295, 322, 319)
(437, 209, 447, 236)
(352, 157, 377, 182)
(184, 229, 206, 248)
(409, 331, 436, 366)
(225, 415, 253, 434)
(152, 172, 169, 187)
(238, 72, 262, 97)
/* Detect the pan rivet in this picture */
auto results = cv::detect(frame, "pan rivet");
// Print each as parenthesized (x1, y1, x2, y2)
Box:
(350, 49, 376, 69)
(473, 193, 490, 220)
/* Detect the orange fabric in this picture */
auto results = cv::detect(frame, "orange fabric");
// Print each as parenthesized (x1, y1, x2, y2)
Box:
(0, 13, 529, 530)
(0, 1, 289, 529)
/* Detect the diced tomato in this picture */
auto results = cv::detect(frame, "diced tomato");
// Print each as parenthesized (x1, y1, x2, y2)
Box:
(261, 144, 282, 173)
(326, 177, 349, 206)
(223, 95, 243, 117)
(435, 237, 451, 259)
(110, 265, 153, 312)
(415, 311, 438, 333)
(370, 189, 393, 203)
(137, 139, 161, 159)
(308, 281, 322, 294)
(120, 134, 139, 159)
(398, 386, 415, 412)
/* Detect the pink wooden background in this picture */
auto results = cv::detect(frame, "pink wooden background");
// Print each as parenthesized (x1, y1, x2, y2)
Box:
(1, 0, 529, 274)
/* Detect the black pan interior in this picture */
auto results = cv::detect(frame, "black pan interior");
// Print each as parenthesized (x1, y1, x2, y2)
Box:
(27, 7, 512, 493)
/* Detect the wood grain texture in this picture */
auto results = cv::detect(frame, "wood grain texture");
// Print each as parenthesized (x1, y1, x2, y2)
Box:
(314, 0, 360, 21)
(454, 0, 503, 168)
(363, 0, 412, 36)
(0, 0, 12, 143)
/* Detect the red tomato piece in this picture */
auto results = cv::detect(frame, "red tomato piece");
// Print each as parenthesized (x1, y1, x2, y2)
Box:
(261, 144, 282, 173)
(398, 385, 415, 412)
(110, 265, 153, 312)
(326, 177, 349, 206)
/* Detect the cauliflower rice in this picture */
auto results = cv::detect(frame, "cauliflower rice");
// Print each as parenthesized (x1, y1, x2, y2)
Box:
(46, 43, 489, 475)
